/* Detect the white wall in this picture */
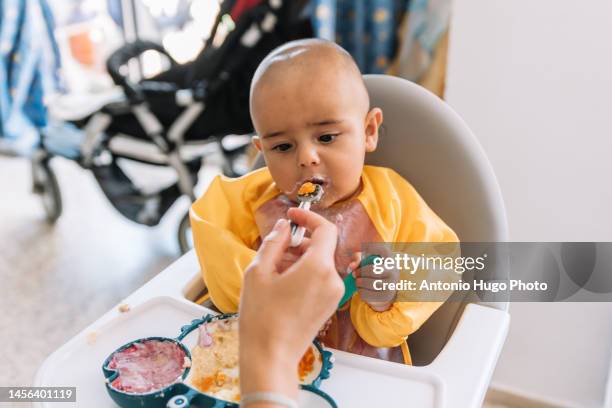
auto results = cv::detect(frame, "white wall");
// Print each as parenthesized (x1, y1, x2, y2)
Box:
(445, 0, 612, 406)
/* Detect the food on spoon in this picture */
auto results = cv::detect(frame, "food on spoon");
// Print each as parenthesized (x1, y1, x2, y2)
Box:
(298, 181, 317, 196)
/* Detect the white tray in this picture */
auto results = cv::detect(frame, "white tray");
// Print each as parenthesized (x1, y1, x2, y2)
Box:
(35, 296, 207, 408)
(34, 295, 445, 407)
(321, 350, 444, 407)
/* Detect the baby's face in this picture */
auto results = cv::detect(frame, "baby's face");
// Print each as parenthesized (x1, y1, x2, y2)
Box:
(251, 69, 381, 208)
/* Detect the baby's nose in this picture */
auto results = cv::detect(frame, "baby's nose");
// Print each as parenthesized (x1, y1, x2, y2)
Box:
(298, 147, 320, 167)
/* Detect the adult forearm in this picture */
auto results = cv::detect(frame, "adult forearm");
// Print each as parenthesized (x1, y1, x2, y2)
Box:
(240, 343, 299, 406)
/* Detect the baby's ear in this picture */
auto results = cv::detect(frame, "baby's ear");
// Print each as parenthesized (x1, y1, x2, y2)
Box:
(251, 135, 263, 152)
(364, 108, 383, 152)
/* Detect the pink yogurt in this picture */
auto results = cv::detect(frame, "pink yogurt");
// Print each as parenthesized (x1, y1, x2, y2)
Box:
(108, 340, 187, 394)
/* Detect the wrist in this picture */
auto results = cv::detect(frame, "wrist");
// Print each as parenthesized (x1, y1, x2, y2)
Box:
(240, 342, 299, 399)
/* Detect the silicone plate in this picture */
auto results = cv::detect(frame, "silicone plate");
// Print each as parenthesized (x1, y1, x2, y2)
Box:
(102, 314, 336, 408)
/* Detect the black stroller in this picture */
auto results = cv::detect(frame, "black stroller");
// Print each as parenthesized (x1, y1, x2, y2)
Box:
(31, 0, 313, 253)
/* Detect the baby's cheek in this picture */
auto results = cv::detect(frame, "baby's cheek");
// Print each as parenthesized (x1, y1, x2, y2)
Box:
(275, 181, 292, 195)
(269, 168, 296, 193)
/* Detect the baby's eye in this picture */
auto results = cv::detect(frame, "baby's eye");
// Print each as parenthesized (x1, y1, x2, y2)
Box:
(272, 143, 293, 152)
(318, 134, 338, 144)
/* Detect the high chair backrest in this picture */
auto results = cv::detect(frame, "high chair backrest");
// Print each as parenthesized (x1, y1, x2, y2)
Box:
(252, 74, 509, 365)
(362, 74, 508, 243)
(361, 75, 509, 365)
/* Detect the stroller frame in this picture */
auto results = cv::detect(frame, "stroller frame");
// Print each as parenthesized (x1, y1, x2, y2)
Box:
(31, 0, 313, 254)
(31, 85, 232, 253)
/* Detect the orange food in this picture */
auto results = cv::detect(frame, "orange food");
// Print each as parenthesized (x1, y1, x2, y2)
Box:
(298, 182, 316, 196)
(298, 347, 315, 381)
(191, 370, 228, 391)
(189, 317, 319, 403)
(192, 375, 214, 391)
(215, 371, 227, 386)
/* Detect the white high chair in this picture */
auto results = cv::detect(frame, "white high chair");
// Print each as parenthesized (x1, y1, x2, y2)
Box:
(34, 75, 510, 408)
(253, 74, 511, 403)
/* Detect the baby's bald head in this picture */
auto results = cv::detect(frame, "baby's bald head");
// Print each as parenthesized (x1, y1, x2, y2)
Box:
(249, 39, 369, 118)
(248, 40, 383, 209)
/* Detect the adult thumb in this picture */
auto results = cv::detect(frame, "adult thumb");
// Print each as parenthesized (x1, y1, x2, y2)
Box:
(254, 218, 290, 273)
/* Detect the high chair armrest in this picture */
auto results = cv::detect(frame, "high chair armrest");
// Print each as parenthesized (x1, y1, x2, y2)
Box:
(428, 303, 510, 408)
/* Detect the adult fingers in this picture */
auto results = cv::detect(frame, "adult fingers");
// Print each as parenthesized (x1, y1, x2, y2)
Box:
(286, 208, 343, 304)
(252, 218, 290, 274)
(290, 236, 311, 257)
(287, 208, 337, 259)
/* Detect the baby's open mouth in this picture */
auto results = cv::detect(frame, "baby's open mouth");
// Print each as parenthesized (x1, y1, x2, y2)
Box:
(303, 176, 327, 187)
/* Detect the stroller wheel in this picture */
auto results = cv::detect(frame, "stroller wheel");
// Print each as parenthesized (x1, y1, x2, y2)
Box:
(178, 211, 193, 254)
(33, 159, 63, 224)
(31, 150, 48, 193)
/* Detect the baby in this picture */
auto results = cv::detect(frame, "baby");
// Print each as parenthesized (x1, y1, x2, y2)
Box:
(191, 39, 458, 364)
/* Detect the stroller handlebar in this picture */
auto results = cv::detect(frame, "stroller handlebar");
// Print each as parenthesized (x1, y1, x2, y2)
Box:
(106, 40, 177, 104)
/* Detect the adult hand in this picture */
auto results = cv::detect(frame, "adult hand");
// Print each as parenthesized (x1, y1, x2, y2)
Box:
(239, 207, 344, 401)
